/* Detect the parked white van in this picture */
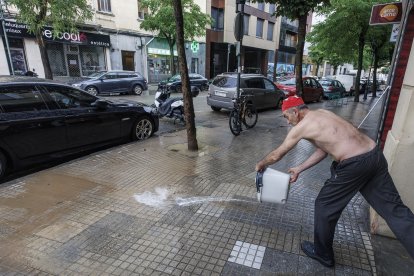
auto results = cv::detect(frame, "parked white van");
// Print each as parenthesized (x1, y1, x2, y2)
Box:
(334, 75, 356, 94)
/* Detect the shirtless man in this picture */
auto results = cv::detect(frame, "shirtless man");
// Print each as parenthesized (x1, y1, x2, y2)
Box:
(255, 96, 414, 267)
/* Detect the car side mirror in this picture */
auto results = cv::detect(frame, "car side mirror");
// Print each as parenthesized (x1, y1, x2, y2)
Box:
(92, 99, 109, 110)
(191, 86, 200, 97)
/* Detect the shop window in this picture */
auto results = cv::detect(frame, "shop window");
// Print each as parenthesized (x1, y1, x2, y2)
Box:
(267, 22, 274, 41)
(80, 46, 106, 76)
(122, 51, 135, 71)
(256, 18, 264, 38)
(211, 7, 224, 31)
(8, 38, 27, 75)
(98, 0, 111, 12)
(191, 58, 198, 73)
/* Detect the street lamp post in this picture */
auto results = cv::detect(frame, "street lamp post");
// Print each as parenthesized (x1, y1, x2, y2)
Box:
(235, 0, 245, 99)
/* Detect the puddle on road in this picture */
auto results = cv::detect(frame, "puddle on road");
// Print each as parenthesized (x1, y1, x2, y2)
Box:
(0, 172, 98, 226)
(166, 142, 219, 157)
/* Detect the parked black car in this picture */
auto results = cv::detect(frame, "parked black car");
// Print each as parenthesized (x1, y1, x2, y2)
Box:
(71, 70, 148, 96)
(158, 73, 209, 93)
(0, 76, 159, 180)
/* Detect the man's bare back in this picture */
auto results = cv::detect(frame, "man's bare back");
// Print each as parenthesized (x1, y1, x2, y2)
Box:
(295, 109, 376, 161)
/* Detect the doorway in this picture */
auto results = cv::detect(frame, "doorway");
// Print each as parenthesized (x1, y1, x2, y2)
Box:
(122, 51, 135, 71)
(66, 54, 81, 77)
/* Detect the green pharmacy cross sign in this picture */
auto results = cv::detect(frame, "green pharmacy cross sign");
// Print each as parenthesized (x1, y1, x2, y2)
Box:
(190, 41, 199, 53)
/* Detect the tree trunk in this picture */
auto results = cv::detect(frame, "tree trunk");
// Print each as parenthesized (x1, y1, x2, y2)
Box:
(295, 13, 307, 97)
(36, 33, 53, 79)
(354, 31, 365, 102)
(173, 0, 198, 151)
(372, 49, 379, 98)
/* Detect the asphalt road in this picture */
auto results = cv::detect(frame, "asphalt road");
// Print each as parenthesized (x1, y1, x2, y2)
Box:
(101, 90, 232, 135)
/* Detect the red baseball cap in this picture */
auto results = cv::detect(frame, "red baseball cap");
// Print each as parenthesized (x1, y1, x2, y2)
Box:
(281, 96, 305, 112)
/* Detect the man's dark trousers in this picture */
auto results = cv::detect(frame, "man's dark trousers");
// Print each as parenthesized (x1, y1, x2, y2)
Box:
(313, 147, 414, 260)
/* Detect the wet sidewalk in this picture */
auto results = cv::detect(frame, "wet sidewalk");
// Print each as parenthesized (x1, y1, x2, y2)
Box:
(0, 95, 413, 275)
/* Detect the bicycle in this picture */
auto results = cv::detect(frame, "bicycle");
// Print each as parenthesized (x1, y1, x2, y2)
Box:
(229, 94, 258, 136)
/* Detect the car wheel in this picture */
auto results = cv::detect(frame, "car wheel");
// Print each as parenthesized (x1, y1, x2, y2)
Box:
(0, 151, 7, 180)
(276, 98, 283, 109)
(211, 106, 221, 112)
(132, 84, 143, 96)
(132, 116, 154, 140)
(86, 86, 98, 96)
(317, 93, 323, 102)
(175, 85, 182, 93)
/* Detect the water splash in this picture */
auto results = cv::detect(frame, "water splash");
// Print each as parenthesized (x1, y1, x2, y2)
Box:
(133, 187, 169, 207)
(175, 196, 253, 206)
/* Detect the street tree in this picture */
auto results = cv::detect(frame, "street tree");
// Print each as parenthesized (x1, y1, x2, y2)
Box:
(140, 0, 211, 76)
(265, 0, 330, 96)
(172, 0, 198, 151)
(366, 24, 393, 97)
(7, 0, 93, 79)
(307, 0, 392, 102)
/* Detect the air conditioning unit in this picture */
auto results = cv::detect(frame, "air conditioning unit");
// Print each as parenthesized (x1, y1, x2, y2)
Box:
(67, 45, 79, 53)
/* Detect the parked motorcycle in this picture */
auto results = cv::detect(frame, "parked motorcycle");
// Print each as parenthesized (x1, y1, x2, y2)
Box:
(153, 85, 200, 124)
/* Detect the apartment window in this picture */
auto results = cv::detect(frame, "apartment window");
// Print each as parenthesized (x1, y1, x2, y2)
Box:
(257, 2, 265, 11)
(256, 18, 264, 38)
(137, 0, 148, 20)
(269, 4, 276, 14)
(243, 15, 250, 35)
(211, 7, 224, 31)
(267, 22, 274, 41)
(98, 0, 111, 12)
(285, 33, 297, 47)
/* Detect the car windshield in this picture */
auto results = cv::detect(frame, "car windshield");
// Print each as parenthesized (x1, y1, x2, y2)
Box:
(280, 78, 296, 85)
(87, 71, 107, 78)
(168, 75, 181, 82)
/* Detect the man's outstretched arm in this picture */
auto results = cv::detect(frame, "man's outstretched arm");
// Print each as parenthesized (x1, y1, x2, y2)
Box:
(288, 148, 327, 182)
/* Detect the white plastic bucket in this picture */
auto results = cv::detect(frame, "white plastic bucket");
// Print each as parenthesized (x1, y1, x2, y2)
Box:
(256, 168, 290, 204)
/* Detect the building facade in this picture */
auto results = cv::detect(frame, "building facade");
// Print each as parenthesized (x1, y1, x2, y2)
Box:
(0, 0, 207, 83)
(205, 0, 281, 79)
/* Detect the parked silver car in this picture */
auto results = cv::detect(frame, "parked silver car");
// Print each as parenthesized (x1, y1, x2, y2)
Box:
(206, 73, 285, 111)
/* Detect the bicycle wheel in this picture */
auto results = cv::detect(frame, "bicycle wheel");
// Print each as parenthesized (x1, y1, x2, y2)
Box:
(242, 104, 258, 128)
(229, 109, 242, 136)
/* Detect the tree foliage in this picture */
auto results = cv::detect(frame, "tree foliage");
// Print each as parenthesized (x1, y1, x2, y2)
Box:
(306, 0, 394, 101)
(264, 0, 329, 95)
(8, 0, 93, 79)
(141, 0, 211, 75)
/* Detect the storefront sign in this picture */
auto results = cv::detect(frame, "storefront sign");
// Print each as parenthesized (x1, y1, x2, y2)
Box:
(148, 47, 178, 56)
(370, 2, 403, 25)
(1, 20, 110, 47)
(190, 41, 199, 53)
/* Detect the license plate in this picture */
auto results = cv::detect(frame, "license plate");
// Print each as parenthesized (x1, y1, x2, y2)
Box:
(215, 91, 226, 97)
